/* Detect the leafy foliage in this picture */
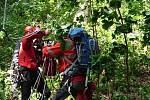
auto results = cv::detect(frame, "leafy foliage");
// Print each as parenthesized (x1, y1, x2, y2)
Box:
(0, 0, 150, 100)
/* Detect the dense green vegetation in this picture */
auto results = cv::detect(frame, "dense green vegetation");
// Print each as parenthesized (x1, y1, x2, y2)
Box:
(0, 0, 150, 100)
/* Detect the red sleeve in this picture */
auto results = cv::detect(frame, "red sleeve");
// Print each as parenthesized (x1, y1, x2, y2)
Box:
(42, 43, 63, 58)
(21, 31, 45, 50)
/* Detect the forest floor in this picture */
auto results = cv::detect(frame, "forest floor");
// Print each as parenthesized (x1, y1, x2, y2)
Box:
(93, 68, 150, 100)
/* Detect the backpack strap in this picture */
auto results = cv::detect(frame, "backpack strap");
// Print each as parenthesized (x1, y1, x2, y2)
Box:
(60, 58, 78, 76)
(63, 56, 73, 65)
(89, 38, 98, 55)
(76, 44, 82, 63)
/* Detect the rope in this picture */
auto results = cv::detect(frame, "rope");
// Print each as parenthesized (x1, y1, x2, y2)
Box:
(28, 71, 41, 100)
(27, 57, 47, 100)
(2, 0, 7, 30)
(41, 58, 51, 100)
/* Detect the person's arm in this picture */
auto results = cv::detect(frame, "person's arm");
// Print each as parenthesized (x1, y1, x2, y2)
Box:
(42, 42, 63, 58)
(21, 30, 49, 50)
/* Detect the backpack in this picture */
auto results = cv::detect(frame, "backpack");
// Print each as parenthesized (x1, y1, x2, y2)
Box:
(74, 33, 99, 88)
(74, 32, 99, 67)
(62, 28, 99, 76)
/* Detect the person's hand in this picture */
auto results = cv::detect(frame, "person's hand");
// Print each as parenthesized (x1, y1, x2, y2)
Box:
(34, 27, 40, 32)
(44, 29, 52, 36)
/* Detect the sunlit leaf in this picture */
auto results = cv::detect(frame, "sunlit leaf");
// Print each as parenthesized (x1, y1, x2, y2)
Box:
(0, 31, 5, 39)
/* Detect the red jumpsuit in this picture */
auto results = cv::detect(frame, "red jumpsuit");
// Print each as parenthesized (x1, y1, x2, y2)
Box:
(42, 38, 93, 100)
(18, 31, 45, 70)
(18, 30, 51, 100)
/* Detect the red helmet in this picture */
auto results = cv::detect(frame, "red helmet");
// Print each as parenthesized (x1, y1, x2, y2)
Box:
(24, 26, 33, 34)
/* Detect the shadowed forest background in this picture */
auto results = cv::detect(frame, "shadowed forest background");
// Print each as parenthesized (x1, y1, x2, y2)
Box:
(0, 0, 150, 100)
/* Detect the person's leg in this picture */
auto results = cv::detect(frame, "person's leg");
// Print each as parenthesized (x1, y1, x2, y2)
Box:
(74, 88, 92, 100)
(21, 81, 32, 100)
(84, 88, 92, 100)
(71, 83, 86, 100)
(33, 70, 51, 100)
(78, 88, 93, 100)
(76, 89, 85, 100)
(20, 70, 32, 100)
(37, 77, 51, 100)
(75, 83, 94, 100)
(70, 76, 92, 100)
(52, 85, 70, 100)
(85, 82, 96, 100)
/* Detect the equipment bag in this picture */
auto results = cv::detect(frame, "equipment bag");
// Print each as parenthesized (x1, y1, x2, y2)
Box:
(63, 28, 100, 76)
(75, 36, 99, 66)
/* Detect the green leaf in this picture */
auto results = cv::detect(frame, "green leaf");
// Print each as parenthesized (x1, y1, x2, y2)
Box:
(145, 18, 150, 24)
(125, 16, 137, 24)
(143, 11, 150, 16)
(115, 24, 132, 34)
(93, 10, 100, 17)
(92, 16, 98, 23)
(96, 0, 99, 3)
(76, 15, 84, 22)
(109, 0, 121, 8)
(143, 33, 150, 46)
(102, 20, 114, 30)
(0, 31, 5, 39)
(111, 42, 126, 55)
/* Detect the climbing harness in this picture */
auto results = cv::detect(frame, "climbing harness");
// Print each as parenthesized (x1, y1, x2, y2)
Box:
(41, 58, 55, 100)
(28, 40, 57, 100)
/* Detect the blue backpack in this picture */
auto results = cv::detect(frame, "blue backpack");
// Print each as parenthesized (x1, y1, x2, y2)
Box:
(68, 28, 100, 87)
(69, 28, 99, 66)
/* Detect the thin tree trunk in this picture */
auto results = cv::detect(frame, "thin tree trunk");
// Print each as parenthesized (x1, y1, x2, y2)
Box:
(117, 8, 130, 94)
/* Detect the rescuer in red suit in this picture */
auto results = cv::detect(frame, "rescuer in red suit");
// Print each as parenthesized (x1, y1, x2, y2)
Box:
(18, 26, 51, 100)
(42, 35, 95, 100)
